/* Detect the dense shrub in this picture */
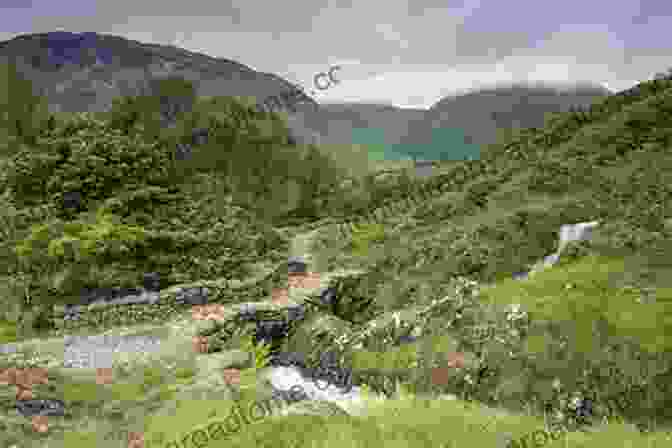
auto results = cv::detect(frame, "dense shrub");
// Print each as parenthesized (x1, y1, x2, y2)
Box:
(0, 62, 53, 150)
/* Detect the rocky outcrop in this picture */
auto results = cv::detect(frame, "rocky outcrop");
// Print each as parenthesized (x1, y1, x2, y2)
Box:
(516, 220, 600, 280)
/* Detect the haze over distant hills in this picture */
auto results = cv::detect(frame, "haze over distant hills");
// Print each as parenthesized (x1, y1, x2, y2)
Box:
(315, 83, 612, 161)
(402, 82, 613, 149)
(0, 31, 614, 161)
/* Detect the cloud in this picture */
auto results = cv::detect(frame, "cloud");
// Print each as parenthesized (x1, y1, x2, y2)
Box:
(0, 0, 669, 106)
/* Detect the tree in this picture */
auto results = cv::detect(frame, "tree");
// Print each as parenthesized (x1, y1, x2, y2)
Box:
(0, 62, 52, 149)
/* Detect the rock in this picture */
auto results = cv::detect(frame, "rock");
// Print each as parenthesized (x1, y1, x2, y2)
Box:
(318, 287, 337, 307)
(174, 287, 209, 306)
(174, 142, 192, 161)
(288, 256, 308, 275)
(254, 319, 290, 346)
(558, 221, 599, 253)
(527, 221, 600, 277)
(16, 398, 66, 417)
(511, 271, 530, 281)
(237, 303, 260, 322)
(190, 127, 209, 145)
(61, 191, 83, 211)
(143, 272, 161, 292)
(286, 304, 306, 323)
(395, 334, 418, 346)
(270, 351, 307, 368)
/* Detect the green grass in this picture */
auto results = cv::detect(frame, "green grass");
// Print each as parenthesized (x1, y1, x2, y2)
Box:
(3, 67, 672, 448)
(479, 255, 672, 355)
(0, 319, 18, 344)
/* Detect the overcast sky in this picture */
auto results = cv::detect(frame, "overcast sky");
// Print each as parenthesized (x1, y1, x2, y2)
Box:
(1, 0, 670, 108)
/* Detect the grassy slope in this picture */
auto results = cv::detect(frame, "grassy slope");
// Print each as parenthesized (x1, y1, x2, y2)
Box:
(3, 75, 672, 447)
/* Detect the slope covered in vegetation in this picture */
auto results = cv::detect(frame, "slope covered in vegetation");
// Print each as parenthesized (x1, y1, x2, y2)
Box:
(0, 61, 361, 335)
(2, 57, 672, 448)
(304, 73, 672, 430)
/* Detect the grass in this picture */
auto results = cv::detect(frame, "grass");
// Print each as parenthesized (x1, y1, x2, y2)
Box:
(479, 255, 672, 355)
(3, 70, 672, 447)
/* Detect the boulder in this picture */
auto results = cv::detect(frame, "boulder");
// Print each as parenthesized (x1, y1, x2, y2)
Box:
(557, 221, 599, 253)
(526, 221, 600, 278)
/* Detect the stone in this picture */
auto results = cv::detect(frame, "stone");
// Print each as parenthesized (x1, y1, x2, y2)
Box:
(270, 351, 307, 368)
(62, 191, 83, 211)
(237, 304, 259, 322)
(16, 399, 66, 417)
(286, 304, 306, 323)
(528, 221, 600, 277)
(174, 287, 209, 306)
(143, 272, 161, 292)
(288, 256, 308, 275)
(511, 271, 529, 280)
(318, 287, 337, 307)
(254, 319, 290, 346)
(395, 334, 418, 346)
(190, 127, 209, 146)
(558, 221, 599, 253)
(175, 142, 192, 161)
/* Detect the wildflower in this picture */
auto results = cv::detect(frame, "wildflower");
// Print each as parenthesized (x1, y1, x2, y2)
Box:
(128, 431, 145, 448)
(31, 415, 48, 433)
(392, 312, 401, 329)
(221, 369, 241, 386)
(96, 367, 115, 385)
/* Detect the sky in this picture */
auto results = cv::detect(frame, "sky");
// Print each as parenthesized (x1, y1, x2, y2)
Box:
(1, 0, 670, 108)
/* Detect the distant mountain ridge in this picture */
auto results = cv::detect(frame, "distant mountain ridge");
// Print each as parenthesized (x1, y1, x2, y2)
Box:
(315, 82, 612, 161)
(401, 82, 613, 150)
(0, 32, 615, 159)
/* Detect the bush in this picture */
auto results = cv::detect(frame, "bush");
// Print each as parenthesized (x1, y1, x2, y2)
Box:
(13, 207, 151, 305)
(349, 222, 387, 257)
(4, 112, 176, 212)
(0, 62, 53, 150)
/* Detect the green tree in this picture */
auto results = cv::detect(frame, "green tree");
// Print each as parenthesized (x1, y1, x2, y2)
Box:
(0, 62, 52, 151)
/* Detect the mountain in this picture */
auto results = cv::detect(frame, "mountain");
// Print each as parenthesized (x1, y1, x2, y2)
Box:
(400, 82, 613, 153)
(0, 31, 324, 145)
(0, 33, 615, 160)
(313, 84, 613, 163)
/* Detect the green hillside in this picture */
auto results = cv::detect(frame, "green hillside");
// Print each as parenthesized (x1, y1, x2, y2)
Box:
(309, 73, 672, 432)
(2, 56, 672, 448)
